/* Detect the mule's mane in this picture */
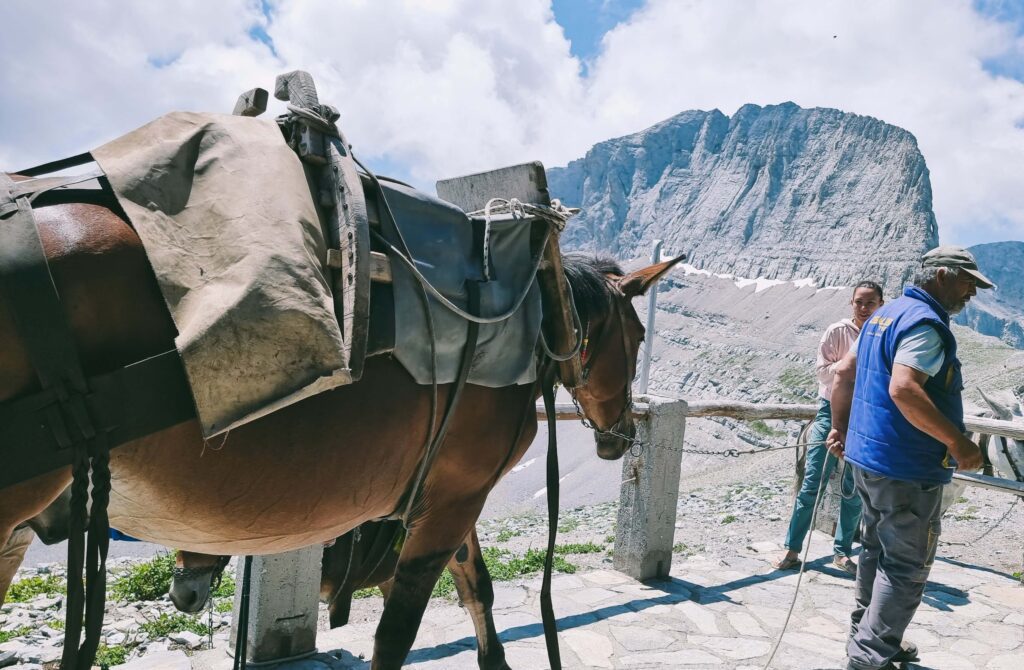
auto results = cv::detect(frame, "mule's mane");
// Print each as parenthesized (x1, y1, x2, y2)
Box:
(562, 253, 623, 322)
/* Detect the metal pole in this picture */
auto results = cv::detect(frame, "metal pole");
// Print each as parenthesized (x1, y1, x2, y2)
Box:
(638, 240, 663, 395)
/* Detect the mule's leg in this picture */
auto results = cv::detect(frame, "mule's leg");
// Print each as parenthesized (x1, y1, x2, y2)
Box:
(448, 528, 509, 670)
(0, 526, 35, 603)
(371, 513, 481, 670)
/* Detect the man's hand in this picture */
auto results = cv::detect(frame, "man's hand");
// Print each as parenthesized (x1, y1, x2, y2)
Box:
(826, 428, 845, 460)
(949, 434, 983, 472)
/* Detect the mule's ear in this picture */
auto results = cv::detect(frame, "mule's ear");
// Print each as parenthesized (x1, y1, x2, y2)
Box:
(618, 255, 686, 298)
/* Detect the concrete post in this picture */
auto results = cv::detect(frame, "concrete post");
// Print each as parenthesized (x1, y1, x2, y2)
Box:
(614, 394, 687, 581)
(229, 545, 322, 665)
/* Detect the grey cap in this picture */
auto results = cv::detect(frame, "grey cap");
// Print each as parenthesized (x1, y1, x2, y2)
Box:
(921, 245, 995, 289)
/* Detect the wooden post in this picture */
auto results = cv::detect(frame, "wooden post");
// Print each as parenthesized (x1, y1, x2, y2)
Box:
(614, 394, 687, 581)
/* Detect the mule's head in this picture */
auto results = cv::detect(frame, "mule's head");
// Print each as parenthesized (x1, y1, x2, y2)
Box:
(168, 551, 229, 613)
(561, 253, 685, 460)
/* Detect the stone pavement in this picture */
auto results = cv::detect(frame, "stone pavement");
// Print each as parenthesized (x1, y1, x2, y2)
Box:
(184, 530, 1024, 670)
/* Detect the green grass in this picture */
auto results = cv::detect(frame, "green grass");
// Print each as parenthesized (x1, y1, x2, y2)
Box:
(779, 367, 815, 400)
(94, 644, 129, 669)
(604, 534, 615, 544)
(1012, 571, 1022, 581)
(211, 571, 235, 599)
(483, 547, 577, 580)
(557, 518, 580, 533)
(48, 617, 66, 631)
(495, 529, 521, 543)
(0, 626, 32, 644)
(672, 542, 705, 557)
(554, 542, 604, 555)
(139, 612, 211, 638)
(749, 419, 785, 438)
(721, 514, 738, 524)
(6, 573, 66, 602)
(110, 552, 175, 601)
(214, 598, 234, 613)
(352, 586, 383, 599)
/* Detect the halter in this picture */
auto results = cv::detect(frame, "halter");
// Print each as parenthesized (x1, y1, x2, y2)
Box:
(569, 288, 642, 454)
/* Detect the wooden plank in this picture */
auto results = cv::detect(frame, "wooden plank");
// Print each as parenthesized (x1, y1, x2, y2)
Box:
(964, 415, 1024, 441)
(436, 161, 550, 213)
(683, 400, 817, 421)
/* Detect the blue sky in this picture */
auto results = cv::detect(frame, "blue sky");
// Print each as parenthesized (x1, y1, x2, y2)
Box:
(1, 0, 1022, 248)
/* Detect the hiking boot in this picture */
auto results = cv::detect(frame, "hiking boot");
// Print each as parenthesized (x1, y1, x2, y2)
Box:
(891, 640, 919, 664)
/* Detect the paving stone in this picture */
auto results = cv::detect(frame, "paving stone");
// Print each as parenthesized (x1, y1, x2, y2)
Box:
(563, 587, 620, 607)
(919, 651, 978, 669)
(1003, 611, 1024, 626)
(903, 626, 941, 649)
(727, 611, 768, 637)
(610, 625, 675, 652)
(619, 649, 722, 666)
(582, 570, 633, 587)
(675, 601, 720, 635)
(952, 638, 996, 656)
(778, 631, 847, 660)
(800, 615, 846, 641)
(968, 621, 1024, 650)
(987, 653, 1024, 670)
(746, 541, 780, 554)
(688, 634, 771, 660)
(975, 583, 1024, 608)
(562, 629, 614, 668)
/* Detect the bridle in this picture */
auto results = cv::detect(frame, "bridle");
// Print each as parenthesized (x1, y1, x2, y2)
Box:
(567, 285, 642, 454)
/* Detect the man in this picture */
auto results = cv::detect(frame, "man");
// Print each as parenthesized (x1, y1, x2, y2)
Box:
(827, 246, 991, 670)
(774, 281, 884, 575)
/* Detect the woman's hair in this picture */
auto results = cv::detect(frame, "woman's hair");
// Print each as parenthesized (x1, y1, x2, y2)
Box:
(854, 280, 884, 301)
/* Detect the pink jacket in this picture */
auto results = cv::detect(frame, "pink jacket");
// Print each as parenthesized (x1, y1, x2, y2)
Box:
(817, 318, 861, 402)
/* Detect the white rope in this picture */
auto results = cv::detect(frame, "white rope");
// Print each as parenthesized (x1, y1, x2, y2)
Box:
(762, 455, 837, 669)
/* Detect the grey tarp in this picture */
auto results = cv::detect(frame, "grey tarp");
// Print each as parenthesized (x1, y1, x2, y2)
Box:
(384, 181, 542, 387)
(93, 112, 349, 436)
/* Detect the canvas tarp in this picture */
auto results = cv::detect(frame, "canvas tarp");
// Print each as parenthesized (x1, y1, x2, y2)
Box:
(93, 112, 349, 436)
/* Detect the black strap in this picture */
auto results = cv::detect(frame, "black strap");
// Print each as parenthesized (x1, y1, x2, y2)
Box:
(233, 555, 254, 670)
(0, 176, 109, 670)
(401, 280, 482, 524)
(540, 380, 562, 669)
(15, 151, 95, 177)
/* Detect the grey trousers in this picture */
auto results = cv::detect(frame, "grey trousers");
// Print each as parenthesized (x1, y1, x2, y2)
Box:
(847, 464, 942, 670)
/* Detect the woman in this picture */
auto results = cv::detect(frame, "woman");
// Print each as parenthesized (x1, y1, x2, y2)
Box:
(774, 281, 884, 574)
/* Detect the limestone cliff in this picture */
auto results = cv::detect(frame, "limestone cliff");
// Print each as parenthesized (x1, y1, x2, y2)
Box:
(548, 103, 938, 289)
(956, 241, 1024, 348)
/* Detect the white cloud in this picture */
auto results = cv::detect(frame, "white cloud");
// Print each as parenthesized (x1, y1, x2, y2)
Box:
(0, 0, 1021, 245)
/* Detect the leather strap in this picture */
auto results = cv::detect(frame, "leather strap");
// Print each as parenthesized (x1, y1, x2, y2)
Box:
(540, 377, 562, 669)
(15, 151, 95, 177)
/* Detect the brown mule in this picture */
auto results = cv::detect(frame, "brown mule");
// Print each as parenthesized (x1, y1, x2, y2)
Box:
(0, 184, 682, 668)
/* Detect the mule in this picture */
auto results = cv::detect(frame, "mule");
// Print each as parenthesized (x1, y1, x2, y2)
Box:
(171, 525, 508, 666)
(0, 184, 681, 669)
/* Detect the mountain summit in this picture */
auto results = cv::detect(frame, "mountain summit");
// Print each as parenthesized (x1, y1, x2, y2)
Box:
(548, 102, 938, 289)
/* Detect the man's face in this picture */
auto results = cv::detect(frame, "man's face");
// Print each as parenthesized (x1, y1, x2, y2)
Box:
(939, 269, 977, 314)
(851, 287, 883, 326)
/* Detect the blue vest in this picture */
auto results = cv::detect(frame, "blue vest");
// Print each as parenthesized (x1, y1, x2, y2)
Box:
(845, 286, 965, 484)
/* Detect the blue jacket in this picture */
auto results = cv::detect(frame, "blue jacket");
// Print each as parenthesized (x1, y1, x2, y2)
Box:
(845, 286, 964, 484)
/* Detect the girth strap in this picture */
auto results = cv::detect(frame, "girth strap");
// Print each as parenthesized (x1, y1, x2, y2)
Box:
(540, 379, 563, 669)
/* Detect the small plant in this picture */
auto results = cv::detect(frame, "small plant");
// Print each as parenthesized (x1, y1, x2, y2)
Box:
(111, 553, 175, 601)
(94, 643, 129, 669)
(0, 626, 32, 644)
(749, 420, 785, 438)
(557, 517, 580, 533)
(554, 542, 603, 555)
(604, 534, 615, 544)
(672, 542, 705, 557)
(214, 598, 234, 613)
(140, 612, 211, 638)
(352, 587, 383, 599)
(956, 496, 969, 504)
(6, 573, 66, 602)
(495, 528, 521, 543)
(482, 547, 577, 580)
(432, 569, 456, 599)
(48, 617, 66, 631)
(211, 571, 235, 599)
(721, 514, 738, 525)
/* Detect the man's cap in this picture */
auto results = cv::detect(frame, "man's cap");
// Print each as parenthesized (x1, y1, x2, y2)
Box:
(921, 245, 995, 289)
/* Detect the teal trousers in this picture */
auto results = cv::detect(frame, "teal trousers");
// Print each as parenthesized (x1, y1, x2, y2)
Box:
(784, 398, 863, 557)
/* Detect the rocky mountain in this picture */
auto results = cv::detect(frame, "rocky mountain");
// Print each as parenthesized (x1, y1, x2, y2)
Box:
(955, 241, 1024, 348)
(548, 102, 938, 290)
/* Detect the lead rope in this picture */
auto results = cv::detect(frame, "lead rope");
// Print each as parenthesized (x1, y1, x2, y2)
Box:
(761, 453, 836, 669)
(232, 555, 253, 670)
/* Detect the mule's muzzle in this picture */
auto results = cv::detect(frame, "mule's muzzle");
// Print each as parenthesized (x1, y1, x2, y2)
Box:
(169, 578, 212, 614)
(594, 417, 635, 460)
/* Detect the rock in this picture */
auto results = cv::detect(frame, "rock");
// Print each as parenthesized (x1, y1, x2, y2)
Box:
(168, 631, 204, 649)
(106, 631, 127, 645)
(0, 651, 16, 669)
(550, 103, 937, 290)
(111, 650, 190, 669)
(28, 596, 60, 611)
